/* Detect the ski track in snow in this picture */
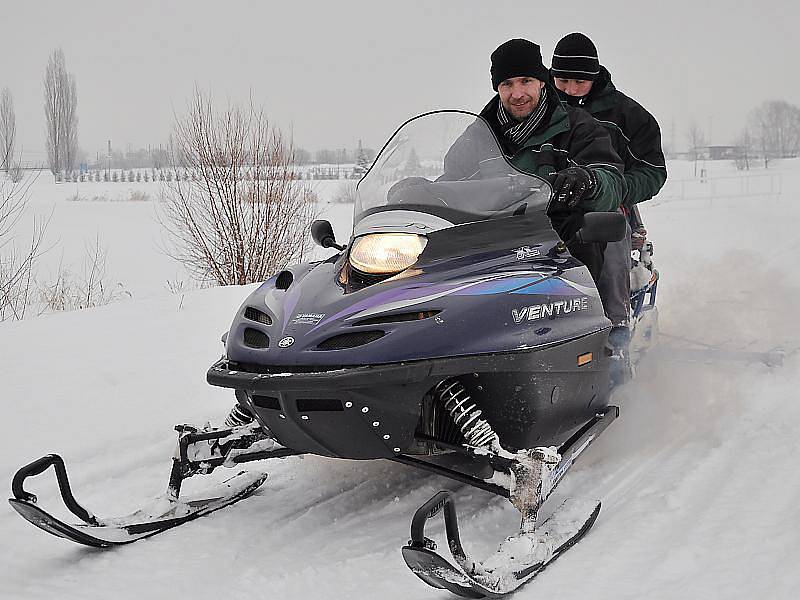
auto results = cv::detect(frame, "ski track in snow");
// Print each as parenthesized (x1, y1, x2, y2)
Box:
(2, 161, 800, 599)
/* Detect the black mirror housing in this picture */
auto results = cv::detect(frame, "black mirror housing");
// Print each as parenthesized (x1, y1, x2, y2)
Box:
(311, 220, 342, 249)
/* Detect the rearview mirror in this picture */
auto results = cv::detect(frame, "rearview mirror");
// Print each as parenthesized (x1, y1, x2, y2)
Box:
(574, 212, 627, 244)
(311, 220, 344, 250)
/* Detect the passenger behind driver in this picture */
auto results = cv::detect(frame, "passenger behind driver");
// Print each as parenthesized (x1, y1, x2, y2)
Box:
(550, 32, 667, 350)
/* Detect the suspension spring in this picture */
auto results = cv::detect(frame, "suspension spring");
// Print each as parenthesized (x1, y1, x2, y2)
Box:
(434, 379, 500, 450)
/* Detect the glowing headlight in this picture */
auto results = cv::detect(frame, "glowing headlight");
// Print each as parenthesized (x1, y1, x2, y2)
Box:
(349, 233, 427, 275)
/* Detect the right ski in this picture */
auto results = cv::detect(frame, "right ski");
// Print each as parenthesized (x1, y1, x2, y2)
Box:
(403, 496, 600, 598)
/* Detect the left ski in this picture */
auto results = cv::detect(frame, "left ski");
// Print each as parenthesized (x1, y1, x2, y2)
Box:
(403, 496, 600, 598)
(9, 469, 268, 547)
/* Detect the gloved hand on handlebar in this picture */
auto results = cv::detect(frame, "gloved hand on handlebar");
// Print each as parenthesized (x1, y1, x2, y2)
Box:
(552, 166, 596, 208)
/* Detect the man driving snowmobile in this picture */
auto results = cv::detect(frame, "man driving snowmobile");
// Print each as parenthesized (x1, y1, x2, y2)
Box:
(440, 38, 626, 282)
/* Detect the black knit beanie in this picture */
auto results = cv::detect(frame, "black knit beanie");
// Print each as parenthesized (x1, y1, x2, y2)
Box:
(551, 33, 600, 80)
(490, 39, 550, 90)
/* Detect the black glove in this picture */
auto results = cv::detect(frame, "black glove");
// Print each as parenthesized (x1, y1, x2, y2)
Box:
(553, 166, 596, 208)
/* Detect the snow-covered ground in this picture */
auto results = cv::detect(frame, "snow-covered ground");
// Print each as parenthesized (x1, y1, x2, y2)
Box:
(1, 161, 799, 599)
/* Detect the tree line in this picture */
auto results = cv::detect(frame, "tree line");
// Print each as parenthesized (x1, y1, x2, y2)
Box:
(2, 48, 799, 180)
(685, 100, 800, 170)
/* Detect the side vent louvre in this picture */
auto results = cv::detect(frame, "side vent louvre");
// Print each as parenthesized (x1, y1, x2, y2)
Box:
(252, 395, 280, 410)
(275, 271, 293, 290)
(244, 306, 272, 325)
(316, 331, 384, 350)
(243, 328, 269, 349)
(354, 310, 440, 326)
(296, 398, 343, 412)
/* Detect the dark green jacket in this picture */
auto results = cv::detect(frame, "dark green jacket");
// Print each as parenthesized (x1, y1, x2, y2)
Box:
(443, 92, 626, 215)
(554, 66, 667, 208)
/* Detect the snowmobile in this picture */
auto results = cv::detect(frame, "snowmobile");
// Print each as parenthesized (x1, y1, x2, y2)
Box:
(9, 110, 658, 598)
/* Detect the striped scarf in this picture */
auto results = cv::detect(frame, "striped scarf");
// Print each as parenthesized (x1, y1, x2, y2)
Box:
(497, 86, 550, 145)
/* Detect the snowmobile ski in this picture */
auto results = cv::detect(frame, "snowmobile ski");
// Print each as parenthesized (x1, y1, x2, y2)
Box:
(403, 495, 600, 598)
(8, 423, 301, 547)
(402, 407, 617, 596)
(9, 468, 268, 547)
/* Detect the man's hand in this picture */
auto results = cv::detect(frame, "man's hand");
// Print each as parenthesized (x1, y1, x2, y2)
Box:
(553, 166, 595, 208)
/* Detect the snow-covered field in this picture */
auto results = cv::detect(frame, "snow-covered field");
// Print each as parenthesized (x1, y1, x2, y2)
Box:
(1, 161, 799, 599)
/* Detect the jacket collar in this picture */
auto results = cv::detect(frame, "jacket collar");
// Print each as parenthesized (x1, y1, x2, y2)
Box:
(551, 65, 617, 113)
(479, 86, 570, 150)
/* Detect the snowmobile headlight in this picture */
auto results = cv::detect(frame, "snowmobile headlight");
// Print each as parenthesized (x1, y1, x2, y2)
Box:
(349, 233, 427, 275)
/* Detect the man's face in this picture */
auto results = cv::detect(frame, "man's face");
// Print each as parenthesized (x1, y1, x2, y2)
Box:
(553, 78, 594, 98)
(497, 76, 545, 121)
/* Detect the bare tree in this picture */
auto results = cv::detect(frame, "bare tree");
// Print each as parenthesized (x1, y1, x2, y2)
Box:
(687, 122, 707, 177)
(0, 87, 15, 173)
(733, 128, 752, 171)
(44, 48, 79, 175)
(159, 91, 318, 286)
(0, 175, 47, 321)
(748, 100, 800, 168)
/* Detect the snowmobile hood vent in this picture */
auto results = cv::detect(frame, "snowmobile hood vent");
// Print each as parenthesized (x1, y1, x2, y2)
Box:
(243, 328, 270, 349)
(275, 271, 293, 290)
(354, 310, 440, 326)
(244, 306, 272, 325)
(316, 330, 385, 351)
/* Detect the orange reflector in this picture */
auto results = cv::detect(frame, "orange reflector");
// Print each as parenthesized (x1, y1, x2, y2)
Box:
(577, 352, 593, 366)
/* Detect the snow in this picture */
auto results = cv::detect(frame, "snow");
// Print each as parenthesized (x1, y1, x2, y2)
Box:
(2, 161, 800, 599)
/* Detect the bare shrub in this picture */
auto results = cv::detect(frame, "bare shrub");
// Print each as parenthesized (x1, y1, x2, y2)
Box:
(38, 237, 130, 312)
(0, 174, 47, 321)
(128, 190, 150, 202)
(332, 181, 357, 204)
(66, 190, 151, 203)
(8, 160, 24, 183)
(159, 90, 317, 286)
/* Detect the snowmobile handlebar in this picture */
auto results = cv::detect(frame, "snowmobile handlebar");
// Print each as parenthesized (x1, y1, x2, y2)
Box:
(11, 453, 99, 525)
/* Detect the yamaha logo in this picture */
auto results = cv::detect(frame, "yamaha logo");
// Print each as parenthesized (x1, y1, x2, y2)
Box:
(278, 336, 295, 348)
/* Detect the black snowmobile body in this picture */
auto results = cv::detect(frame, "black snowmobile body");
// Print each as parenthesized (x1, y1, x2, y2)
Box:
(208, 110, 616, 459)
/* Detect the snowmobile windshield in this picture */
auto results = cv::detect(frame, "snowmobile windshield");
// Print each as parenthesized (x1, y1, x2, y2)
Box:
(354, 110, 552, 228)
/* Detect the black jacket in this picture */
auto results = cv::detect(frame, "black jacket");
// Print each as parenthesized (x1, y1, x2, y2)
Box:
(443, 90, 626, 215)
(554, 66, 667, 208)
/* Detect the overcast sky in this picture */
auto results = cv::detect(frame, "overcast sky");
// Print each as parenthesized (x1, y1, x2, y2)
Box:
(2, 0, 797, 163)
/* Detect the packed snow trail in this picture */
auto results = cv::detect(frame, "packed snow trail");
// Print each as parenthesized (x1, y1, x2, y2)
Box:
(2, 163, 800, 599)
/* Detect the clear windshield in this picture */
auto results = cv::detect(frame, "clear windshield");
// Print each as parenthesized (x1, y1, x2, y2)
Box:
(354, 111, 552, 227)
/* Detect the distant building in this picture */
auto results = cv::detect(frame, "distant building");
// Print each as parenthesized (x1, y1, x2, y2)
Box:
(703, 145, 745, 160)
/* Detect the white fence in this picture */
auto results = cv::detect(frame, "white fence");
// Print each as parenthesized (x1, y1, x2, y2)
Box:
(655, 172, 782, 204)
